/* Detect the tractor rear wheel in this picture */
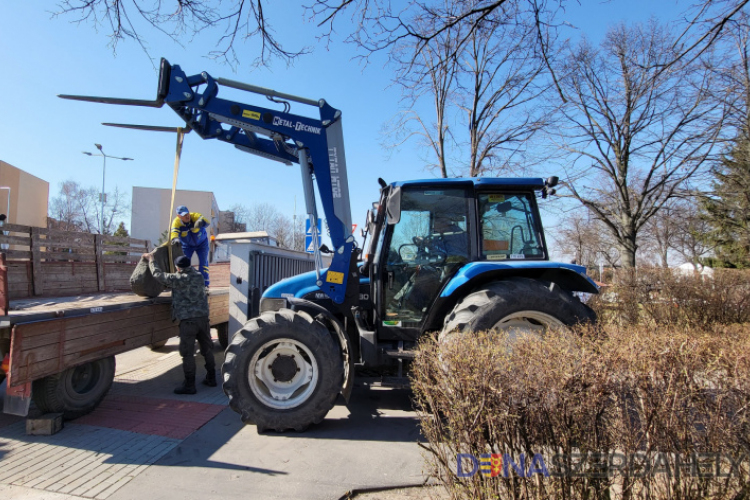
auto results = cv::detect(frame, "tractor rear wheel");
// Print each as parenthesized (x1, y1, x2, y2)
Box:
(32, 356, 116, 420)
(222, 309, 343, 433)
(441, 277, 595, 341)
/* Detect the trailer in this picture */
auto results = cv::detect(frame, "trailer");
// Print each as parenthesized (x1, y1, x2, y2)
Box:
(0, 223, 229, 418)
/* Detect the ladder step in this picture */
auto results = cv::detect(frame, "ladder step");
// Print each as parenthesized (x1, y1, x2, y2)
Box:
(383, 349, 417, 360)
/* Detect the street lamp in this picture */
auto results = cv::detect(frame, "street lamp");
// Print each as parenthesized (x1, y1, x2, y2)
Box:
(82, 144, 133, 233)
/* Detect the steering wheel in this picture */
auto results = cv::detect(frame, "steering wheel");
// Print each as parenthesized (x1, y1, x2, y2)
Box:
(411, 235, 447, 265)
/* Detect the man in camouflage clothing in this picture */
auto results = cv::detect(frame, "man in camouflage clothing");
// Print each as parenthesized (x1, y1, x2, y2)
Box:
(143, 253, 217, 394)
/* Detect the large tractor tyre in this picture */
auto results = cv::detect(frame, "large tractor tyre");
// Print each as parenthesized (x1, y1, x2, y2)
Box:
(222, 309, 343, 433)
(32, 356, 116, 420)
(216, 322, 230, 350)
(441, 277, 596, 341)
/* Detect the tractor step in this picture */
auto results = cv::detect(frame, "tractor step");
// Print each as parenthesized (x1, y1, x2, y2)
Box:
(383, 349, 416, 360)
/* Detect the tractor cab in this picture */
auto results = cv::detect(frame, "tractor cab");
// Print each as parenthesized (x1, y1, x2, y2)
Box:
(363, 178, 551, 342)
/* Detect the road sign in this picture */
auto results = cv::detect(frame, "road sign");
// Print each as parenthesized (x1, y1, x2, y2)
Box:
(305, 218, 322, 254)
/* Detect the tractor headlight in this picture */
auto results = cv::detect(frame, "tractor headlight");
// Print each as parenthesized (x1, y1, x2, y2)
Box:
(260, 297, 287, 313)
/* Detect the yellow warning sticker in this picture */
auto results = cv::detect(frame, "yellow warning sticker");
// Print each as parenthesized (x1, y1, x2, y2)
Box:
(489, 195, 505, 202)
(242, 110, 261, 120)
(325, 271, 345, 284)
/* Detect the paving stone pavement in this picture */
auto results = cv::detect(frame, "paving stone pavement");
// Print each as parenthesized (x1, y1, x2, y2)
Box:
(0, 337, 225, 500)
(0, 334, 428, 500)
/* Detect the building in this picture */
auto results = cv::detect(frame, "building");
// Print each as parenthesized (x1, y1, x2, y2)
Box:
(0, 160, 49, 228)
(130, 187, 220, 261)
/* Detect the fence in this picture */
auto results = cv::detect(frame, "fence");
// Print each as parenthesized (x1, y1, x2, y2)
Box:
(0, 223, 151, 299)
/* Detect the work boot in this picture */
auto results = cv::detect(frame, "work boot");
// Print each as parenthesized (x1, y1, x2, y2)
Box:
(174, 376, 197, 395)
(202, 370, 217, 387)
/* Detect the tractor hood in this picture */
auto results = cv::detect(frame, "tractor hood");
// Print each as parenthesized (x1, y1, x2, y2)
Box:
(263, 270, 322, 299)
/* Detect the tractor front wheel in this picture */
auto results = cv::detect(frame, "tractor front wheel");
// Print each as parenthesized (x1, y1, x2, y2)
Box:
(222, 309, 343, 433)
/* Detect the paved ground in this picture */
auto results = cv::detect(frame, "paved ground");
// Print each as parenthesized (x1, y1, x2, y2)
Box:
(0, 334, 433, 500)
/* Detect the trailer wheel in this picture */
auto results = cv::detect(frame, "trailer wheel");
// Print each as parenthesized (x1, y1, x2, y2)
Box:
(216, 322, 230, 350)
(223, 309, 342, 433)
(441, 277, 595, 342)
(32, 356, 116, 420)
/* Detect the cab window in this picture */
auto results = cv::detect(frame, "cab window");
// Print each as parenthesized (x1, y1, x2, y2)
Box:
(478, 193, 544, 260)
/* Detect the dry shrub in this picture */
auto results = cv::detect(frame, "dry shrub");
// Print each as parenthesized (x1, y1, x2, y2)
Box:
(588, 268, 750, 327)
(413, 324, 750, 500)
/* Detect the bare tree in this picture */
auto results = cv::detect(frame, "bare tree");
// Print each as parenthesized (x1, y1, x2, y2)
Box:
(55, 1, 750, 71)
(640, 201, 681, 268)
(457, 9, 549, 177)
(49, 180, 130, 234)
(387, 19, 460, 178)
(552, 21, 725, 268)
(54, 0, 308, 67)
(553, 213, 620, 268)
(675, 197, 717, 264)
(229, 201, 305, 250)
(386, 1, 550, 178)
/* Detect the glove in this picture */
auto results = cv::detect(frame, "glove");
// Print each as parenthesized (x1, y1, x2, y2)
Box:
(195, 218, 207, 228)
(171, 238, 182, 245)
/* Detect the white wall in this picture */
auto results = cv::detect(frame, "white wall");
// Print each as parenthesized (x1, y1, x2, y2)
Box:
(131, 187, 219, 255)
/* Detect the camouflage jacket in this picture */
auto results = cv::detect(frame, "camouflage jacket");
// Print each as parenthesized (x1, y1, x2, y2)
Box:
(149, 260, 209, 321)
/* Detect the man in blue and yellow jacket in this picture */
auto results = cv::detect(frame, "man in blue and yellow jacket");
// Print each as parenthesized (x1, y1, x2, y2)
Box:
(171, 205, 210, 286)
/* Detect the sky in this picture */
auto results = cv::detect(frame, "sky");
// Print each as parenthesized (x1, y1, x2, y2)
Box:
(0, 1, 685, 254)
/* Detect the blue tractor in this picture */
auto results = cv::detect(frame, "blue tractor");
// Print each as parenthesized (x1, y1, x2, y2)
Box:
(61, 59, 598, 432)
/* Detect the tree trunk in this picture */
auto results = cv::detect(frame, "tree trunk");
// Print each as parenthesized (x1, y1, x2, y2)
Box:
(619, 237, 638, 268)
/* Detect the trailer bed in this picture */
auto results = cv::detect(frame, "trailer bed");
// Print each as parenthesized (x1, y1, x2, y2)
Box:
(3, 288, 229, 395)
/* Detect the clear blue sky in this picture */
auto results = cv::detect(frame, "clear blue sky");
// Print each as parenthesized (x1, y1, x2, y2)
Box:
(0, 1, 684, 251)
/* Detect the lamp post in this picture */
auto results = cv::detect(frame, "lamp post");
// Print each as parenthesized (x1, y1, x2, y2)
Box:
(82, 144, 133, 233)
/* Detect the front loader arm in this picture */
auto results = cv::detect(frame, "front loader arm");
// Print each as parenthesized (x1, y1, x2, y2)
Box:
(60, 58, 356, 304)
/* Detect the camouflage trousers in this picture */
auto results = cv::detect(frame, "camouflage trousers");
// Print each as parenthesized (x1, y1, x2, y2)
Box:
(178, 317, 215, 379)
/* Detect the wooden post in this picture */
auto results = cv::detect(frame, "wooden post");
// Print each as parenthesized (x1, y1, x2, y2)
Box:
(31, 227, 43, 296)
(95, 234, 105, 292)
(0, 253, 8, 315)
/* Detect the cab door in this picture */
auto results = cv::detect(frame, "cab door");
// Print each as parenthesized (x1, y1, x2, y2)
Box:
(375, 186, 471, 340)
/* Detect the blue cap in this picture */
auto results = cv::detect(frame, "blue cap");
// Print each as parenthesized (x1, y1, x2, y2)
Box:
(174, 256, 191, 269)
(176, 205, 189, 216)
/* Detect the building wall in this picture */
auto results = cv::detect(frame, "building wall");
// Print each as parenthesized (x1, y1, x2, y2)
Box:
(0, 160, 49, 227)
(130, 187, 220, 253)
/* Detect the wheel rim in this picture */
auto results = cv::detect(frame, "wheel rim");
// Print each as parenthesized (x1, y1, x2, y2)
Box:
(248, 338, 319, 410)
(65, 362, 102, 399)
(492, 310, 565, 340)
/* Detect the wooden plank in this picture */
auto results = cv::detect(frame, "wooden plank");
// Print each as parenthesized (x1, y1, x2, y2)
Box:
(0, 234, 31, 246)
(3, 250, 32, 259)
(101, 255, 140, 264)
(102, 234, 148, 246)
(63, 318, 177, 355)
(14, 302, 171, 338)
(1, 222, 31, 233)
(95, 234, 105, 292)
(101, 245, 145, 253)
(16, 314, 175, 363)
(39, 252, 96, 263)
(10, 330, 162, 386)
(31, 228, 43, 295)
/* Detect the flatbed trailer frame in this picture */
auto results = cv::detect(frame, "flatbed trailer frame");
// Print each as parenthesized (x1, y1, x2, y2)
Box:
(0, 223, 230, 417)
(2, 289, 229, 413)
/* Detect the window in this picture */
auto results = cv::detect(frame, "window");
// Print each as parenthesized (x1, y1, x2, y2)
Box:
(478, 193, 544, 260)
(383, 188, 470, 325)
